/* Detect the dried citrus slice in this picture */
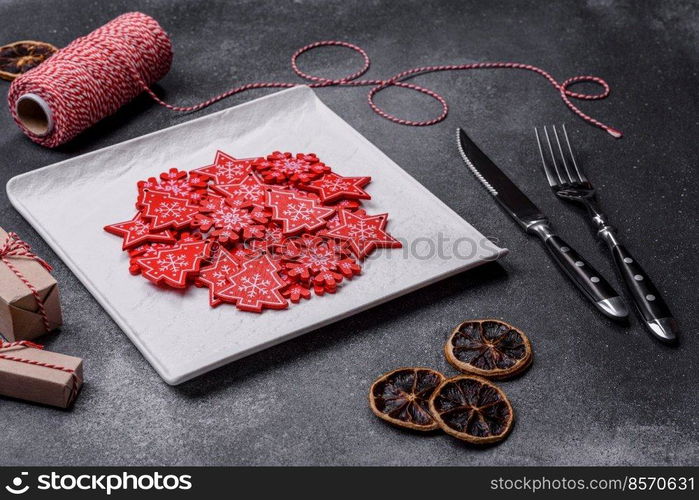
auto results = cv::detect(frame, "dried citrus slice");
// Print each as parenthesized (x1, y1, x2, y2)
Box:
(429, 375, 514, 444)
(445, 319, 532, 379)
(369, 367, 445, 431)
(0, 40, 58, 81)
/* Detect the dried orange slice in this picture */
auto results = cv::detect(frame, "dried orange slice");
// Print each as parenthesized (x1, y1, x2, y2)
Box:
(369, 367, 445, 431)
(429, 375, 514, 444)
(0, 40, 58, 81)
(445, 319, 532, 379)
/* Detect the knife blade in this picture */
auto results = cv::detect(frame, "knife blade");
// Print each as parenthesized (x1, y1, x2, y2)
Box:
(457, 128, 546, 229)
(456, 127, 628, 320)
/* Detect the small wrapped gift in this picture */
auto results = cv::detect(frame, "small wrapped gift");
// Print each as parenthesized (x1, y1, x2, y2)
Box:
(0, 228, 62, 341)
(0, 341, 83, 408)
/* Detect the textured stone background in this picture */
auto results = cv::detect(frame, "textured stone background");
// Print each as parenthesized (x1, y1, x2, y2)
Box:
(0, 0, 696, 465)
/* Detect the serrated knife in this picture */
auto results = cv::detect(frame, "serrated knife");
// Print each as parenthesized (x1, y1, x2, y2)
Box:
(456, 128, 628, 320)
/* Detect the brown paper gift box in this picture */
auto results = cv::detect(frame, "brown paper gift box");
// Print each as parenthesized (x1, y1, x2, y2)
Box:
(0, 342, 83, 408)
(0, 228, 62, 342)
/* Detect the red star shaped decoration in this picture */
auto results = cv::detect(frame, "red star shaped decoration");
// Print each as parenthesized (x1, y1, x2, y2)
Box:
(195, 248, 241, 307)
(265, 189, 335, 235)
(301, 172, 371, 204)
(138, 190, 200, 231)
(190, 150, 257, 184)
(104, 213, 176, 250)
(212, 173, 270, 206)
(218, 254, 288, 312)
(135, 240, 210, 288)
(323, 210, 402, 259)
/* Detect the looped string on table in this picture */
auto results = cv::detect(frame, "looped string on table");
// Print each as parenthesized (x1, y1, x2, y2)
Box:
(7, 13, 621, 148)
(147, 40, 622, 138)
(0, 232, 53, 332)
(0, 341, 82, 403)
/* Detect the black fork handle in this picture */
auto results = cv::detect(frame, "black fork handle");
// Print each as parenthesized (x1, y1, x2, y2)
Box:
(599, 228, 679, 343)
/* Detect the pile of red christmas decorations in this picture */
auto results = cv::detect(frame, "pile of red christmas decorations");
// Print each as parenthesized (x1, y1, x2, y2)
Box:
(104, 151, 402, 312)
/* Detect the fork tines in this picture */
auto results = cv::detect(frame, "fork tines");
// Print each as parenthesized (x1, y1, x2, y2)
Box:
(534, 124, 588, 188)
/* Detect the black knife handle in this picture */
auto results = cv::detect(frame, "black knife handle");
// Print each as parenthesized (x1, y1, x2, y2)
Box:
(544, 235, 620, 302)
(529, 222, 627, 320)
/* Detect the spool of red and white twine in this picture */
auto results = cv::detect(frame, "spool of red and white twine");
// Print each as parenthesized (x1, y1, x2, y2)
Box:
(7, 11, 622, 148)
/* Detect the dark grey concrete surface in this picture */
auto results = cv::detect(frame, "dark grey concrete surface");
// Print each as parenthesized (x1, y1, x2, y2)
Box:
(0, 0, 697, 466)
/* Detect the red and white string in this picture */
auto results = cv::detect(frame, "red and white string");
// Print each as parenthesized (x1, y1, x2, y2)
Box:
(8, 12, 621, 148)
(0, 341, 81, 404)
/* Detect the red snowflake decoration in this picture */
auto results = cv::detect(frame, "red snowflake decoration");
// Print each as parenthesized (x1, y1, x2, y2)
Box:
(105, 151, 401, 313)
(253, 152, 330, 184)
(281, 276, 313, 303)
(194, 195, 267, 244)
(249, 222, 286, 252)
(137, 168, 207, 202)
(283, 235, 359, 283)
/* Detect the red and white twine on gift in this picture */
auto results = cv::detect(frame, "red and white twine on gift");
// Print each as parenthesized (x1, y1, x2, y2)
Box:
(8, 12, 622, 148)
(0, 232, 53, 331)
(0, 341, 71, 375)
(0, 341, 81, 402)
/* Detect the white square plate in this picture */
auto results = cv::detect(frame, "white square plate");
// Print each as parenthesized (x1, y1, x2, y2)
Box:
(7, 87, 506, 384)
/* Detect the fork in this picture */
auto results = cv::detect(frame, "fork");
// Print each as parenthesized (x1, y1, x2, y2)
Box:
(534, 124, 679, 343)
